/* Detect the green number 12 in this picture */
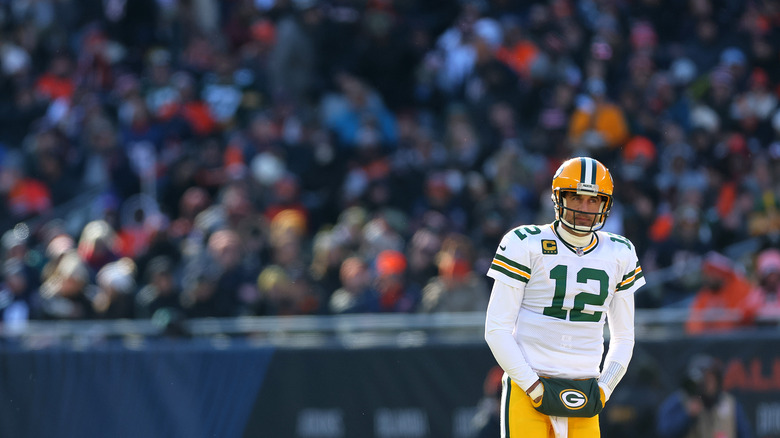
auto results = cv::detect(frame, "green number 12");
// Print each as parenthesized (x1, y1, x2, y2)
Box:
(543, 265, 609, 322)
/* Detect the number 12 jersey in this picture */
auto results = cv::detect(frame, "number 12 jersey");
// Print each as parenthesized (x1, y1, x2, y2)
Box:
(486, 222, 645, 380)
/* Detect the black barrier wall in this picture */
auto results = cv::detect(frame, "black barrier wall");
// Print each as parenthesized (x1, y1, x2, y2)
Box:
(0, 341, 276, 438)
(244, 337, 780, 438)
(0, 335, 778, 438)
(243, 345, 498, 438)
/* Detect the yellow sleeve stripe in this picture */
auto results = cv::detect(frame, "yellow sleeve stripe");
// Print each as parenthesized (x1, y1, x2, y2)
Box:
(491, 258, 531, 282)
(617, 267, 644, 291)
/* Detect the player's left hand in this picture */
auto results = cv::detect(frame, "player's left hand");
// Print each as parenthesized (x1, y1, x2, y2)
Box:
(599, 385, 606, 408)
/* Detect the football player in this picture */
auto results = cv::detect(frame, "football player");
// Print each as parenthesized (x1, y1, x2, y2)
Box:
(485, 157, 645, 438)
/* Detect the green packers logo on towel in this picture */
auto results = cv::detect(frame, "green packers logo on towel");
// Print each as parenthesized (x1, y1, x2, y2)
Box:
(542, 240, 558, 254)
(559, 389, 587, 410)
(532, 377, 603, 418)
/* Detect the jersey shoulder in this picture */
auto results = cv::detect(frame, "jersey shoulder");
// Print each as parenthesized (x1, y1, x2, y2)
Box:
(502, 223, 555, 247)
(597, 230, 639, 255)
(597, 232, 646, 292)
(496, 223, 555, 260)
(490, 224, 553, 285)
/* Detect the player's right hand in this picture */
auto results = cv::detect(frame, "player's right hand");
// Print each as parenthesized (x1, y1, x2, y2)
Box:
(526, 379, 544, 406)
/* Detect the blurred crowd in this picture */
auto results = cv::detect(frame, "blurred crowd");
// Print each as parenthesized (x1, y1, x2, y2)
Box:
(0, 0, 778, 328)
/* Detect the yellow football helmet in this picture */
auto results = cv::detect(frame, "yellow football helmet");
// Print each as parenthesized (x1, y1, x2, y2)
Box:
(551, 157, 614, 232)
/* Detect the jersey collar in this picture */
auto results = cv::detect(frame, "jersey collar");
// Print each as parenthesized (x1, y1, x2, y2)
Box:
(550, 221, 599, 256)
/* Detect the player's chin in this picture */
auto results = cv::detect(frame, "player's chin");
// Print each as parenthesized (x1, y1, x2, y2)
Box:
(574, 218, 596, 227)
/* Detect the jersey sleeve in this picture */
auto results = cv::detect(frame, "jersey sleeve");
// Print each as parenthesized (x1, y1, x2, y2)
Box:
(601, 235, 644, 401)
(485, 228, 541, 391)
(484, 280, 540, 391)
(615, 243, 645, 295)
(486, 229, 532, 288)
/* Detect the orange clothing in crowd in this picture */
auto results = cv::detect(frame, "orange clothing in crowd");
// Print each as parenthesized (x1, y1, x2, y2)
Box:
(496, 41, 539, 79)
(8, 178, 52, 217)
(686, 253, 763, 334)
(35, 74, 75, 100)
(568, 102, 630, 149)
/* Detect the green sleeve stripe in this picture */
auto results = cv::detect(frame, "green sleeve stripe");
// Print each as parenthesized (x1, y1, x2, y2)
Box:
(491, 264, 530, 283)
(617, 271, 644, 291)
(621, 266, 643, 282)
(494, 254, 531, 274)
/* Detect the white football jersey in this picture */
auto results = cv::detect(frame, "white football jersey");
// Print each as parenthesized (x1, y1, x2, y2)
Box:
(486, 222, 644, 379)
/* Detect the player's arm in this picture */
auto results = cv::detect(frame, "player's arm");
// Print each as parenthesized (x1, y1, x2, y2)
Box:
(600, 253, 645, 402)
(600, 290, 634, 402)
(485, 279, 542, 400)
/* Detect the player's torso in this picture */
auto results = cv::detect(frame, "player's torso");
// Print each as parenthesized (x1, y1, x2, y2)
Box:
(510, 224, 631, 323)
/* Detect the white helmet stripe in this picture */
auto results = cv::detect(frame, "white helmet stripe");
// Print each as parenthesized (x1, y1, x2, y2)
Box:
(580, 157, 597, 185)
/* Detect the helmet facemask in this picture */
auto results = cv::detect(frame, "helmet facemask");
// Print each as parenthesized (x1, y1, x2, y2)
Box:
(552, 189, 612, 233)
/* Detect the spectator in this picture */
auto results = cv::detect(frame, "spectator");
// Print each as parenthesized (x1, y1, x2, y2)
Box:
(745, 154, 780, 238)
(268, 209, 311, 282)
(38, 250, 95, 320)
(267, 1, 320, 105)
(135, 255, 181, 319)
(179, 270, 218, 319)
(309, 230, 348, 306)
(0, 258, 41, 329)
(352, 1, 421, 111)
(80, 116, 141, 200)
(686, 252, 762, 335)
(2, 226, 40, 289)
(752, 248, 780, 325)
(206, 228, 255, 316)
(496, 20, 540, 82)
(34, 52, 76, 102)
(321, 71, 398, 150)
(0, 150, 52, 221)
(92, 258, 136, 319)
(646, 204, 713, 306)
(329, 256, 380, 314)
(419, 233, 488, 313)
(426, 2, 483, 96)
(374, 249, 416, 313)
(405, 228, 442, 301)
(255, 264, 318, 316)
(77, 220, 120, 273)
(656, 354, 753, 438)
(567, 77, 630, 156)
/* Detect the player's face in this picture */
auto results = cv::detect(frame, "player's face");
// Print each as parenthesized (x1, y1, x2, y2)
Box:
(561, 192, 602, 232)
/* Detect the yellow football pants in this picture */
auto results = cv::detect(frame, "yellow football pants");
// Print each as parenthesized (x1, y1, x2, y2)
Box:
(501, 375, 600, 438)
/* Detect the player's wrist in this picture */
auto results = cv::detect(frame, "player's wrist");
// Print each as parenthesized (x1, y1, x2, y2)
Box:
(597, 381, 612, 403)
(526, 379, 544, 401)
